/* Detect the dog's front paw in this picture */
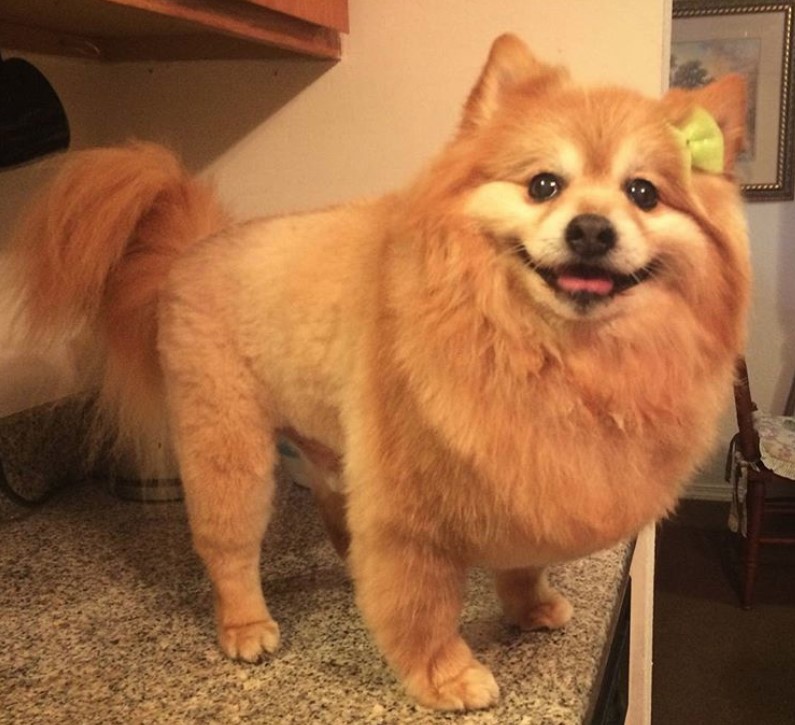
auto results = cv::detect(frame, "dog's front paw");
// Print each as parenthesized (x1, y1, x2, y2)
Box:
(496, 568, 574, 631)
(407, 659, 500, 711)
(218, 618, 281, 662)
(507, 590, 573, 631)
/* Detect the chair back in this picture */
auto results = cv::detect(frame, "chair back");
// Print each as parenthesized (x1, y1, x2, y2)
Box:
(729, 356, 795, 608)
(733, 357, 761, 463)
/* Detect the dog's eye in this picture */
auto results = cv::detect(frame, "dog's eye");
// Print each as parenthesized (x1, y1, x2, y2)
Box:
(625, 178, 658, 211)
(528, 173, 564, 202)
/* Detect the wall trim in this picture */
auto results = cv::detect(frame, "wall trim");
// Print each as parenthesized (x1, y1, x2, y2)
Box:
(684, 479, 732, 502)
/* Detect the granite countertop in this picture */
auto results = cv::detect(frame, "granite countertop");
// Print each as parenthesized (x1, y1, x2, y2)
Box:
(0, 472, 631, 724)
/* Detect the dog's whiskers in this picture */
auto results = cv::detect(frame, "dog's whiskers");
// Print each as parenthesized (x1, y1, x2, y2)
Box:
(494, 236, 542, 270)
(636, 259, 664, 282)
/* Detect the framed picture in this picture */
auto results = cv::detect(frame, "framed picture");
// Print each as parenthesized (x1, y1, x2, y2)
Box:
(672, 0, 795, 201)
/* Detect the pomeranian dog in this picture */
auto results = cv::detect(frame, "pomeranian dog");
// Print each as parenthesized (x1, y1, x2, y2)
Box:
(9, 35, 749, 710)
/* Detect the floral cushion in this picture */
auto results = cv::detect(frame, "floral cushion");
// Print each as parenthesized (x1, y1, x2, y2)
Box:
(756, 414, 795, 480)
(728, 413, 795, 535)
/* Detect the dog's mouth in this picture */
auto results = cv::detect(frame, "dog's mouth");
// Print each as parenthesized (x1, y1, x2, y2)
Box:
(514, 246, 658, 308)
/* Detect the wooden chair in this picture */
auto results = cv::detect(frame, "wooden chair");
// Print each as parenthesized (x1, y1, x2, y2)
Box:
(726, 357, 795, 608)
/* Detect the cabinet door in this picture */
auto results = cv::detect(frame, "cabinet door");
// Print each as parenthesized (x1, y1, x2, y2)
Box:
(244, 0, 348, 32)
(0, 0, 348, 61)
(104, 0, 347, 59)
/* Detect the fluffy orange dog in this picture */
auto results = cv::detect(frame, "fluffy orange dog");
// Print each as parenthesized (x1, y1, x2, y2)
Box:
(10, 36, 749, 709)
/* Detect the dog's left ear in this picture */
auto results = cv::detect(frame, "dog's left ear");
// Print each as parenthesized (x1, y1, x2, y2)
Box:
(662, 74, 747, 173)
(461, 34, 568, 132)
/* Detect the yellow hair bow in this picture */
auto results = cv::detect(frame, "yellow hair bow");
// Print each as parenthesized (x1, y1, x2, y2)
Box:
(671, 106, 725, 174)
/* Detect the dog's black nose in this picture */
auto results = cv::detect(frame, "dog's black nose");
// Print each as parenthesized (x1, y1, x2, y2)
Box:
(564, 214, 617, 258)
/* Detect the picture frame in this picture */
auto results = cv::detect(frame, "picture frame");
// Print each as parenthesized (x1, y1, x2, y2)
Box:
(672, 0, 795, 201)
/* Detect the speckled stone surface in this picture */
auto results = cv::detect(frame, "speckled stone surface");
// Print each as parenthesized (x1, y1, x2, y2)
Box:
(0, 474, 630, 724)
(0, 398, 91, 520)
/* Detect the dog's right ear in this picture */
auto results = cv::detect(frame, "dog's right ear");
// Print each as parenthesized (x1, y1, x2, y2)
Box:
(662, 74, 747, 174)
(460, 34, 568, 132)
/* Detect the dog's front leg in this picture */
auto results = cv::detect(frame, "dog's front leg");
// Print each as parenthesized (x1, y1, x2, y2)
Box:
(494, 566, 573, 631)
(350, 531, 499, 711)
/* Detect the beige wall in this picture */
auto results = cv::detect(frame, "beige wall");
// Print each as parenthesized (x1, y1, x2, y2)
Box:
(91, 0, 670, 217)
(745, 203, 795, 411)
(2, 0, 669, 416)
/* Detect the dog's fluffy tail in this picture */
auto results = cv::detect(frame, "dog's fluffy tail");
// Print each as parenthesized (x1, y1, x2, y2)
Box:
(9, 141, 229, 476)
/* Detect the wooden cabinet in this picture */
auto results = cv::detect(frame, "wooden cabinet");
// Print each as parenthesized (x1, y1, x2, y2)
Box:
(0, 0, 348, 61)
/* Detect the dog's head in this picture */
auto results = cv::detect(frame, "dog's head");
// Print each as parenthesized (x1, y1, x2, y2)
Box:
(404, 35, 749, 349)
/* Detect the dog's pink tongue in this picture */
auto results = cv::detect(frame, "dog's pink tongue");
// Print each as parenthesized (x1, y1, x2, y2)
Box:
(557, 273, 614, 296)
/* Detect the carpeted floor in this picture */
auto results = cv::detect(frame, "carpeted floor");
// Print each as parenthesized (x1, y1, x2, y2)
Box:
(652, 499, 795, 725)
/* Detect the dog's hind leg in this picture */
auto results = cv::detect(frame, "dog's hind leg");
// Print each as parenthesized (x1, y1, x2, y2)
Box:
(280, 431, 350, 559)
(310, 478, 350, 559)
(160, 310, 280, 662)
